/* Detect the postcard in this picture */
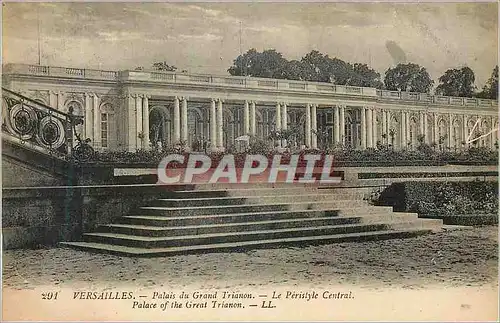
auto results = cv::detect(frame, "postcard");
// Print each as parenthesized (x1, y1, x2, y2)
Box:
(2, 2, 498, 321)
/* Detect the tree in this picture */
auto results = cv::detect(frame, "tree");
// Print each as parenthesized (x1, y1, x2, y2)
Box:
(227, 49, 288, 79)
(476, 66, 498, 99)
(435, 67, 476, 97)
(384, 63, 434, 93)
(300, 51, 354, 84)
(152, 62, 177, 72)
(347, 63, 384, 88)
(281, 60, 308, 81)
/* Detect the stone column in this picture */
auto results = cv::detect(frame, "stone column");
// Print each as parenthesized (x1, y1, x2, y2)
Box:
(463, 115, 468, 149)
(49, 91, 57, 108)
(275, 102, 282, 148)
(282, 102, 288, 147)
(419, 111, 424, 138)
(84, 93, 92, 142)
(243, 100, 250, 134)
(372, 108, 378, 147)
(217, 99, 223, 149)
(135, 95, 143, 149)
(386, 111, 392, 145)
(305, 103, 311, 148)
(181, 97, 188, 143)
(57, 91, 64, 111)
(275, 102, 282, 131)
(359, 107, 366, 149)
(334, 106, 340, 144)
(173, 96, 180, 143)
(448, 114, 453, 148)
(210, 99, 217, 149)
(339, 105, 345, 145)
(93, 93, 100, 147)
(250, 101, 256, 136)
(490, 116, 495, 149)
(405, 112, 410, 147)
(381, 110, 386, 144)
(423, 112, 428, 144)
(433, 113, 439, 144)
(401, 111, 406, 149)
(142, 95, 150, 150)
(366, 108, 373, 148)
(311, 104, 317, 149)
(281, 103, 287, 130)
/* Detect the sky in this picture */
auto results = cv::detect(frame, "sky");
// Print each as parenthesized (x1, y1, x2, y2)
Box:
(2, 2, 498, 88)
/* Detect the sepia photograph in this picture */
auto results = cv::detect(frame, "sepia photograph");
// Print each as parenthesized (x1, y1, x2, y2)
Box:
(2, 1, 499, 321)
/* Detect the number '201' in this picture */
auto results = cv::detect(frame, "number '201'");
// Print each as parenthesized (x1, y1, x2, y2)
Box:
(42, 292, 59, 300)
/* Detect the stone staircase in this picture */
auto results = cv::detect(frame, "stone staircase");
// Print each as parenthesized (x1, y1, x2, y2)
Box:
(60, 185, 442, 256)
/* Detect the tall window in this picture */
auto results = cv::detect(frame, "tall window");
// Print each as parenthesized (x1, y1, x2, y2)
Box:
(345, 114, 353, 147)
(409, 117, 418, 149)
(100, 103, 114, 149)
(101, 113, 108, 148)
(438, 119, 447, 150)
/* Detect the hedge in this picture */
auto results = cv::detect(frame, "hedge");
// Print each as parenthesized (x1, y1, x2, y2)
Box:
(377, 180, 499, 216)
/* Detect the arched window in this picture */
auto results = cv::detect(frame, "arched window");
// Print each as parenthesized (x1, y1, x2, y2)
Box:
(409, 117, 418, 149)
(149, 106, 171, 146)
(345, 113, 354, 148)
(481, 120, 492, 147)
(389, 115, 400, 149)
(452, 120, 461, 149)
(438, 119, 447, 150)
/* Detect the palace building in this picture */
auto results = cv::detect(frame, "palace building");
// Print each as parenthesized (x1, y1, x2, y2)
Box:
(3, 63, 498, 152)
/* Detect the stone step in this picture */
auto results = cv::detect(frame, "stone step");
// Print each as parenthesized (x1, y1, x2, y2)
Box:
(83, 222, 422, 248)
(98, 213, 420, 237)
(389, 218, 443, 232)
(171, 187, 371, 198)
(122, 207, 397, 226)
(61, 228, 432, 257)
(83, 220, 434, 248)
(138, 201, 383, 217)
(121, 209, 339, 226)
(150, 195, 369, 207)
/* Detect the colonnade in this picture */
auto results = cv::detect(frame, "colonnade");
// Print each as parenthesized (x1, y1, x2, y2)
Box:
(130, 95, 498, 152)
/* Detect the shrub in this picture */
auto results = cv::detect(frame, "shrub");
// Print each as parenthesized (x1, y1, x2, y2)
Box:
(379, 180, 499, 216)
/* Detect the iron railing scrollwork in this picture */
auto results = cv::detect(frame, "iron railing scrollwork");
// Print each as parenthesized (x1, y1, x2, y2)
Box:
(2, 88, 94, 163)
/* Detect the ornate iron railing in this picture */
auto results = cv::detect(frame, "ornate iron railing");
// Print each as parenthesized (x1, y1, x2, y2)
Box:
(2, 87, 75, 160)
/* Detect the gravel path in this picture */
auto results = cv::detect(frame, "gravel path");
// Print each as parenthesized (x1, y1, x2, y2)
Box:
(3, 225, 497, 291)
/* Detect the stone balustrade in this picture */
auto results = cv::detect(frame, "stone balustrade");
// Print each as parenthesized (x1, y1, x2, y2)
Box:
(3, 63, 498, 108)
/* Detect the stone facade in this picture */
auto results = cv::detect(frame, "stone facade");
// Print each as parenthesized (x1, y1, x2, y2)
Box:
(3, 63, 498, 152)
